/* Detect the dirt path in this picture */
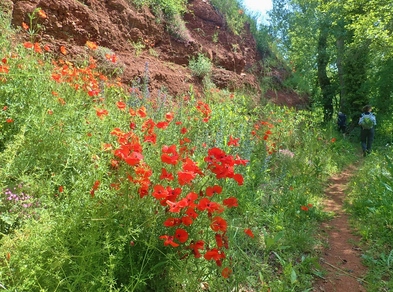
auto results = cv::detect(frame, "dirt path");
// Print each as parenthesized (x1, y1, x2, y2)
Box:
(312, 164, 368, 292)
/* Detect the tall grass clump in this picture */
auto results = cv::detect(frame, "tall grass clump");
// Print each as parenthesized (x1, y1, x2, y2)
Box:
(0, 8, 361, 292)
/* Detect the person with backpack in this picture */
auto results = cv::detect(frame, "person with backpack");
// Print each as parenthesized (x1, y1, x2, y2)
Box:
(337, 112, 347, 133)
(358, 105, 377, 156)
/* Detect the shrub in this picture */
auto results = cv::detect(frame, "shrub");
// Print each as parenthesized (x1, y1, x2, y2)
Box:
(188, 53, 212, 78)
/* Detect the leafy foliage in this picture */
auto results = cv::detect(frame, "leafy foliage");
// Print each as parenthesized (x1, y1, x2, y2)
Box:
(270, 0, 393, 121)
(188, 53, 212, 78)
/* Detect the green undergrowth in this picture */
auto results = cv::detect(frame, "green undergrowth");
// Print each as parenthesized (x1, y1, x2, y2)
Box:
(0, 9, 362, 292)
(346, 148, 393, 291)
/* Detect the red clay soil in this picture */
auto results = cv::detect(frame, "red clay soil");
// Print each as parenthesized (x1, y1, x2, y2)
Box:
(2, 0, 308, 107)
(313, 164, 368, 292)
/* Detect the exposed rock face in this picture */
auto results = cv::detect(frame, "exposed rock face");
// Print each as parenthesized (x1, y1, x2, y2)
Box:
(8, 0, 308, 106)
(9, 0, 263, 96)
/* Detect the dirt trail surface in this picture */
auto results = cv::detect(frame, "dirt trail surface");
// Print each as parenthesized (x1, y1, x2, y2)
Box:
(313, 164, 368, 292)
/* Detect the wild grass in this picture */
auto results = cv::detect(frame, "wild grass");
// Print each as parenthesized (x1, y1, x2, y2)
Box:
(2, 5, 393, 292)
(346, 148, 393, 291)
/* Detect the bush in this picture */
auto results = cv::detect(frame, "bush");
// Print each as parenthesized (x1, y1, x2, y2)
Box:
(188, 53, 212, 78)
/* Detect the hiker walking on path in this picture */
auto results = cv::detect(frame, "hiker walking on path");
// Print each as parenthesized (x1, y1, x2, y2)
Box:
(337, 112, 347, 133)
(358, 105, 376, 157)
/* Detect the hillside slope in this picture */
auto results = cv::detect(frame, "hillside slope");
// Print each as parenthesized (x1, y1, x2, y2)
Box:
(3, 0, 306, 106)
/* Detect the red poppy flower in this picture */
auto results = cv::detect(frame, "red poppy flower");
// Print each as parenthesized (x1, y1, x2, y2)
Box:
(185, 207, 198, 219)
(174, 228, 189, 243)
(22, 22, 29, 30)
(34, 42, 42, 54)
(165, 112, 174, 122)
(179, 137, 191, 145)
(92, 180, 100, 190)
(166, 200, 187, 213)
(51, 73, 61, 82)
(137, 106, 146, 117)
(116, 101, 126, 110)
(234, 155, 248, 165)
(60, 45, 67, 55)
(197, 197, 211, 211)
(181, 216, 193, 226)
(221, 267, 232, 278)
(181, 127, 188, 134)
(156, 121, 169, 129)
(232, 173, 244, 185)
(88, 89, 100, 96)
(223, 197, 238, 208)
(210, 216, 227, 232)
(152, 184, 169, 200)
(163, 217, 181, 227)
(59, 186, 64, 193)
(90, 180, 100, 197)
(189, 240, 204, 258)
(204, 248, 221, 261)
(0, 66, 9, 74)
(227, 135, 240, 147)
(124, 151, 143, 166)
(184, 192, 198, 207)
(159, 235, 179, 247)
(300, 205, 309, 211)
(159, 168, 174, 181)
(144, 133, 157, 144)
(197, 198, 224, 214)
(182, 158, 203, 175)
(204, 248, 225, 266)
(6, 118, 13, 123)
(161, 145, 179, 165)
(177, 170, 196, 186)
(244, 228, 254, 238)
(23, 42, 33, 49)
(138, 183, 150, 198)
(105, 53, 117, 63)
(206, 185, 222, 197)
(215, 233, 223, 248)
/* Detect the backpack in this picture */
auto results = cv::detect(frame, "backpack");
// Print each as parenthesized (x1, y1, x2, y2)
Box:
(359, 113, 374, 129)
(337, 113, 346, 126)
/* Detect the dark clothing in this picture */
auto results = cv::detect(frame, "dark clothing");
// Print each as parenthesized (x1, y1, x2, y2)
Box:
(337, 113, 346, 133)
(360, 127, 375, 154)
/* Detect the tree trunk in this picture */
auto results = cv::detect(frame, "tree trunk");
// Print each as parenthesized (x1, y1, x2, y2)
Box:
(317, 25, 334, 121)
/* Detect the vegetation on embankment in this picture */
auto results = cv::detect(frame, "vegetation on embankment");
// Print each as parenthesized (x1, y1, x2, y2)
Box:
(1, 2, 393, 291)
(0, 8, 356, 291)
